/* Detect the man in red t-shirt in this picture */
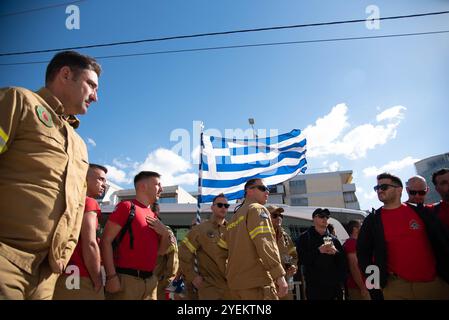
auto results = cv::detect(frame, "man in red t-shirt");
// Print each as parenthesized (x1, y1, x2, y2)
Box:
(53, 163, 107, 300)
(432, 168, 449, 229)
(343, 220, 370, 300)
(369, 173, 449, 299)
(101, 171, 171, 300)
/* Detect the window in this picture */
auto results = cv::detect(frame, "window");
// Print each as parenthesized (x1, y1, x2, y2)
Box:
(159, 197, 177, 204)
(343, 192, 357, 202)
(289, 180, 307, 194)
(291, 197, 308, 206)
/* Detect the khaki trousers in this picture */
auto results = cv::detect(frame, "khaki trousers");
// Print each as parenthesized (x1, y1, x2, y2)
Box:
(229, 284, 278, 300)
(105, 273, 158, 300)
(53, 274, 104, 300)
(198, 283, 230, 300)
(0, 254, 59, 300)
(383, 275, 449, 300)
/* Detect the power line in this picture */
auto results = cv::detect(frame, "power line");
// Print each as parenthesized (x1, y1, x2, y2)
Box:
(1, 29, 448, 66)
(0, 10, 448, 57)
(0, 0, 86, 18)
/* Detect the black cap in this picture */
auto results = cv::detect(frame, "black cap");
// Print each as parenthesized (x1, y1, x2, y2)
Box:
(312, 208, 331, 218)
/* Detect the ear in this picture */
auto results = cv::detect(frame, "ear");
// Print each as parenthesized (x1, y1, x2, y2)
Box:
(58, 66, 72, 82)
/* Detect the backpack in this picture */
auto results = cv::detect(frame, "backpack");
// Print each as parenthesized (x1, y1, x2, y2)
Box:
(112, 201, 136, 255)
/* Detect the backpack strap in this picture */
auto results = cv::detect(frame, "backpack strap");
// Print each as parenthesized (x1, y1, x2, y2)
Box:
(112, 202, 136, 251)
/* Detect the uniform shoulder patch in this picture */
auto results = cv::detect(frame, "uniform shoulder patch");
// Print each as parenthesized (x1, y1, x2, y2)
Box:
(259, 210, 269, 219)
(35, 105, 53, 128)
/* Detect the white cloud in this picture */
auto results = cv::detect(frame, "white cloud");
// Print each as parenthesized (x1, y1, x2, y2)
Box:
(191, 145, 201, 165)
(304, 104, 407, 160)
(363, 156, 420, 177)
(87, 137, 96, 147)
(376, 106, 406, 123)
(136, 148, 197, 186)
(112, 158, 128, 169)
(105, 165, 129, 184)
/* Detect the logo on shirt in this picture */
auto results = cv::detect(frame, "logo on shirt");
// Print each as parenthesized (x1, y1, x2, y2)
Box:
(409, 219, 421, 230)
(35, 105, 53, 128)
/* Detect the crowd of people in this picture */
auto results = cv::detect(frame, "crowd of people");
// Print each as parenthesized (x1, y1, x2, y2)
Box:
(1, 50, 449, 300)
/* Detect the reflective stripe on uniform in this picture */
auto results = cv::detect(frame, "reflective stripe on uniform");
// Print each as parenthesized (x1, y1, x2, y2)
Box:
(217, 238, 228, 250)
(249, 225, 273, 239)
(166, 244, 176, 255)
(0, 126, 8, 154)
(226, 215, 245, 231)
(182, 237, 197, 253)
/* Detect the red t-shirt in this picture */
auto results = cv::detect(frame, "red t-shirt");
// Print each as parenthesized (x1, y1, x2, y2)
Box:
(67, 197, 101, 278)
(343, 237, 365, 289)
(381, 204, 436, 282)
(108, 199, 159, 272)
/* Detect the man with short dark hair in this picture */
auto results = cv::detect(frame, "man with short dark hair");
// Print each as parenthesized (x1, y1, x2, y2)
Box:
(357, 172, 449, 300)
(0, 50, 101, 299)
(432, 168, 449, 229)
(405, 175, 429, 205)
(179, 193, 229, 300)
(101, 171, 171, 300)
(53, 164, 107, 300)
(297, 208, 347, 300)
(220, 179, 288, 300)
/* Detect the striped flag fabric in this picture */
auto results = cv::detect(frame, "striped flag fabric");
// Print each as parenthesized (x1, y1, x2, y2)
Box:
(198, 129, 307, 203)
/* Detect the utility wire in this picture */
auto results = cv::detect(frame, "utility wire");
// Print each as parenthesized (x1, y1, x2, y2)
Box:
(0, 10, 448, 57)
(0, 0, 86, 18)
(1, 29, 448, 66)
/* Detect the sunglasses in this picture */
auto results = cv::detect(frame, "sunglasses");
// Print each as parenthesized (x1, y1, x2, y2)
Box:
(373, 184, 400, 192)
(215, 203, 230, 208)
(316, 214, 330, 219)
(250, 185, 269, 192)
(408, 190, 426, 196)
(271, 213, 283, 219)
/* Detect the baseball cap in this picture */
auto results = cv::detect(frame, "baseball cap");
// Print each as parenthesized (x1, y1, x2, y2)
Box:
(266, 205, 285, 215)
(312, 208, 331, 218)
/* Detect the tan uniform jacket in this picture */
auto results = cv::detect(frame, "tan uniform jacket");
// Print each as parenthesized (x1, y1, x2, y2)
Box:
(179, 218, 228, 290)
(220, 199, 285, 290)
(0, 87, 88, 275)
(276, 227, 298, 269)
(154, 232, 179, 297)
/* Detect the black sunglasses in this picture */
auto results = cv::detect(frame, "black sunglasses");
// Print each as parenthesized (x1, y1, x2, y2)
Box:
(250, 185, 269, 192)
(373, 184, 400, 192)
(215, 203, 230, 208)
(408, 190, 426, 196)
(271, 213, 283, 219)
(316, 214, 330, 219)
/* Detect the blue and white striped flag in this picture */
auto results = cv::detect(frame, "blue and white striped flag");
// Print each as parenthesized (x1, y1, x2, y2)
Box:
(198, 129, 307, 203)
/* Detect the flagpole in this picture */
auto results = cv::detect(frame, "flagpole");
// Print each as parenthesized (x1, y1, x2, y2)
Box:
(195, 122, 204, 226)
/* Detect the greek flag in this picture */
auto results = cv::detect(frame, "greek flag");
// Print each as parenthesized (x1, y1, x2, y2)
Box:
(198, 129, 307, 203)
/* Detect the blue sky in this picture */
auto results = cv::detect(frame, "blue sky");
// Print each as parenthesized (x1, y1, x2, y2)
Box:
(1, 0, 448, 210)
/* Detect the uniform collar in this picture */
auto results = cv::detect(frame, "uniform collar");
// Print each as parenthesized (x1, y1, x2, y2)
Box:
(210, 215, 227, 227)
(36, 87, 81, 129)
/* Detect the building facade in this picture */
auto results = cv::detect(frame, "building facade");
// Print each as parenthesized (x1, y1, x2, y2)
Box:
(415, 152, 449, 204)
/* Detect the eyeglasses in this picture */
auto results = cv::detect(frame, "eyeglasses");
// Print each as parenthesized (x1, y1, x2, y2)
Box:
(373, 184, 400, 192)
(215, 203, 230, 208)
(250, 185, 269, 192)
(408, 190, 426, 196)
(271, 213, 283, 219)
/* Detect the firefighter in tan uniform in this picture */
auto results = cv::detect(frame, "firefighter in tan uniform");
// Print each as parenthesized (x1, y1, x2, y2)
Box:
(267, 205, 298, 300)
(152, 227, 179, 300)
(179, 194, 229, 300)
(0, 51, 101, 300)
(219, 179, 288, 300)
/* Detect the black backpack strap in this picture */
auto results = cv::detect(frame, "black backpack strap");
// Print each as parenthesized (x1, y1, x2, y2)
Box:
(112, 202, 136, 251)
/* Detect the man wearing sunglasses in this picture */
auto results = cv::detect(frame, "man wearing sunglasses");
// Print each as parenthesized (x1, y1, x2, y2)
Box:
(266, 205, 298, 300)
(405, 175, 429, 206)
(297, 208, 347, 300)
(220, 178, 288, 300)
(178, 194, 229, 300)
(357, 172, 449, 300)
